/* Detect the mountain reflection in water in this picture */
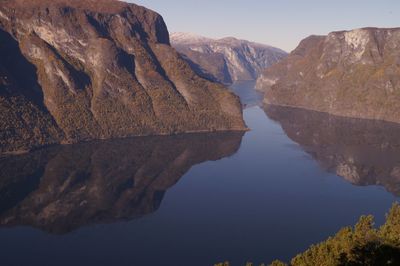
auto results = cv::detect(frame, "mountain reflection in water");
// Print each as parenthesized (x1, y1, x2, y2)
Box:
(265, 105, 400, 196)
(0, 132, 243, 234)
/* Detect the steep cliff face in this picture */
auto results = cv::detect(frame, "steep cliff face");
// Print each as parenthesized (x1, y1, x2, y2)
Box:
(171, 32, 287, 84)
(0, 0, 246, 154)
(265, 105, 400, 196)
(257, 27, 400, 123)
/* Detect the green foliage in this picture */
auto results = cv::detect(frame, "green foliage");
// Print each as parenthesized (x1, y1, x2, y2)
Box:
(353, 215, 376, 245)
(290, 202, 400, 266)
(269, 260, 288, 266)
(379, 202, 400, 246)
(214, 262, 269, 266)
(216, 203, 400, 266)
(214, 262, 230, 266)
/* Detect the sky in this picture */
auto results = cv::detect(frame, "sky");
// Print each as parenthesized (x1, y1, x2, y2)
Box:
(131, 0, 399, 52)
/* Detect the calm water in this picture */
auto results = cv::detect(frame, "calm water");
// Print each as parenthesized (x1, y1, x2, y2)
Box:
(0, 81, 399, 266)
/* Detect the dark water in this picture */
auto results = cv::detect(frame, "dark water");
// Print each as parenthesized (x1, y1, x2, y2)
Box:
(0, 81, 399, 266)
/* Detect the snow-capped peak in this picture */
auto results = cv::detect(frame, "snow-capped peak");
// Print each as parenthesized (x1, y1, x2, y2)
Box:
(170, 32, 213, 44)
(170, 32, 288, 83)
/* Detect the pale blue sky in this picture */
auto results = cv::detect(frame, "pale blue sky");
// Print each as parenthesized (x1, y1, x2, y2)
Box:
(131, 0, 399, 52)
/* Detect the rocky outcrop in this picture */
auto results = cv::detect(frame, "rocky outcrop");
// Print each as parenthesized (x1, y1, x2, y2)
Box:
(0, 0, 246, 154)
(265, 105, 400, 196)
(0, 131, 243, 234)
(257, 27, 400, 123)
(171, 32, 287, 84)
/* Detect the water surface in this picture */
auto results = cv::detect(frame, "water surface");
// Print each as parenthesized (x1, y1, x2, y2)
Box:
(0, 81, 399, 266)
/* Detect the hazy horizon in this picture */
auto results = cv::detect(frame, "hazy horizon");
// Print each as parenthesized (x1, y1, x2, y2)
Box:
(132, 0, 399, 52)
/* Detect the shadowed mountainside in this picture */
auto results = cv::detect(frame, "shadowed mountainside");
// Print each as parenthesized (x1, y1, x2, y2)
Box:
(0, 0, 246, 154)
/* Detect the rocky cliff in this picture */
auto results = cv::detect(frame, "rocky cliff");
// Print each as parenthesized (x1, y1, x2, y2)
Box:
(0, 131, 243, 234)
(171, 32, 287, 84)
(0, 0, 246, 154)
(265, 105, 400, 196)
(257, 27, 400, 123)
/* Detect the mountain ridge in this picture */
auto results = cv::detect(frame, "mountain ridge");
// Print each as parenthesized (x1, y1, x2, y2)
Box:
(171, 32, 287, 84)
(257, 27, 400, 124)
(0, 0, 246, 154)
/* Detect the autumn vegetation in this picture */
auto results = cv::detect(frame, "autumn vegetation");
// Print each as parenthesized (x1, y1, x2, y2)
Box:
(216, 202, 400, 266)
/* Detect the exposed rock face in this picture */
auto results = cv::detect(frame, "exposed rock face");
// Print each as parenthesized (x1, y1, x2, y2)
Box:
(0, 131, 243, 234)
(257, 27, 400, 123)
(171, 32, 287, 84)
(265, 105, 400, 196)
(0, 0, 246, 154)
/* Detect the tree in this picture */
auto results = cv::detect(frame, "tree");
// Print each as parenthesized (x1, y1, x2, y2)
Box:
(379, 202, 400, 246)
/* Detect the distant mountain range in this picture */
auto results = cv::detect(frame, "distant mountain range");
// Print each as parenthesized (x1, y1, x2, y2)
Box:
(171, 32, 287, 84)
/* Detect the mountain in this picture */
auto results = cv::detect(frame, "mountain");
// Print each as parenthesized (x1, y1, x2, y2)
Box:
(0, 0, 246, 154)
(170, 32, 287, 84)
(0, 131, 243, 234)
(265, 105, 400, 197)
(257, 27, 400, 123)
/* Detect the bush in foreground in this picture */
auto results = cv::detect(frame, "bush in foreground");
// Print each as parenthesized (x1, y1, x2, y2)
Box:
(215, 202, 400, 266)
